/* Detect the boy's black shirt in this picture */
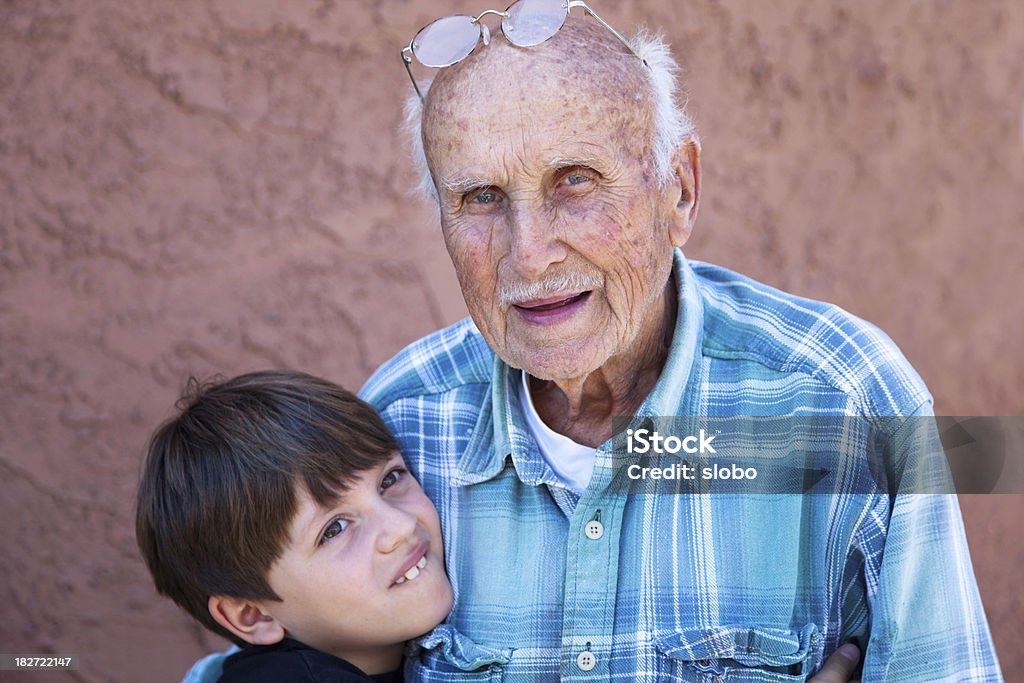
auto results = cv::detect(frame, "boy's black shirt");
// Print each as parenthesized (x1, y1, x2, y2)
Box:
(219, 638, 402, 683)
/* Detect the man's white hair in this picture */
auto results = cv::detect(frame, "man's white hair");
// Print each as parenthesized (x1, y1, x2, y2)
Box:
(403, 30, 695, 204)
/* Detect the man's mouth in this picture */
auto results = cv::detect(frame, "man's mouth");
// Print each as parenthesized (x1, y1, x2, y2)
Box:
(513, 291, 592, 324)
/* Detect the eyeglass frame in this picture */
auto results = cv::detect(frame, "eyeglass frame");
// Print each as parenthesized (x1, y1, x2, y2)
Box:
(401, 0, 646, 102)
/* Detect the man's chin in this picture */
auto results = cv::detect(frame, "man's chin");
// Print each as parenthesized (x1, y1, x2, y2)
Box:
(509, 344, 606, 383)
(477, 315, 608, 380)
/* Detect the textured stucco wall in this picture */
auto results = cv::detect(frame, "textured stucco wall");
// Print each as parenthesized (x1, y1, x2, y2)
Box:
(1, 1, 1021, 681)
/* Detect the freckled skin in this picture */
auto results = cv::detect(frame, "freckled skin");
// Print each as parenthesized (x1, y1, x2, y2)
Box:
(422, 20, 699, 446)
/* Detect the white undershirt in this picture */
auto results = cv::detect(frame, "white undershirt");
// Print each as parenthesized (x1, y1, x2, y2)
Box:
(519, 371, 596, 494)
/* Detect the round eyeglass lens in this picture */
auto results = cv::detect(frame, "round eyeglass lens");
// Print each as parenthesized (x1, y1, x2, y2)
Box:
(413, 15, 482, 67)
(503, 0, 568, 47)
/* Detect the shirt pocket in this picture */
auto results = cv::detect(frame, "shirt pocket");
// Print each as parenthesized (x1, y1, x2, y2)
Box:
(406, 624, 512, 682)
(654, 624, 822, 682)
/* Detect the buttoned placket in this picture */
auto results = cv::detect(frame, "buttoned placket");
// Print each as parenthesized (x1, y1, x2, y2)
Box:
(559, 446, 628, 682)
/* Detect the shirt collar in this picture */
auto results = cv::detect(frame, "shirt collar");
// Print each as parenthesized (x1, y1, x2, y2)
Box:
(452, 248, 705, 487)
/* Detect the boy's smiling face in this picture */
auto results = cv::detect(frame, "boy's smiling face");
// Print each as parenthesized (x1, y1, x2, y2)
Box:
(259, 453, 452, 674)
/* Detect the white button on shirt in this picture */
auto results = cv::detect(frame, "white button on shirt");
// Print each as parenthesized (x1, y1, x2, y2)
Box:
(576, 650, 597, 672)
(584, 518, 604, 540)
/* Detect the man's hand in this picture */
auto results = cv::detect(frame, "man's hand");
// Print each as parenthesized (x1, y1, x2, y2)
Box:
(808, 643, 860, 683)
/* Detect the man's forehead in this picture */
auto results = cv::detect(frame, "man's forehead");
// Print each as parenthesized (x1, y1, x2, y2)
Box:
(433, 21, 645, 107)
(421, 19, 652, 175)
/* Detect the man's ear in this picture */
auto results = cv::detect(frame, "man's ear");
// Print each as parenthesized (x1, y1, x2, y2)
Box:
(208, 595, 286, 646)
(667, 134, 701, 248)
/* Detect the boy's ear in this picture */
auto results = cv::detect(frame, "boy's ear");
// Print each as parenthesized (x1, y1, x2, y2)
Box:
(208, 595, 286, 646)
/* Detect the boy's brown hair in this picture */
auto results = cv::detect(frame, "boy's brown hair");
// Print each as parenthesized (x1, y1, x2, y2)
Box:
(135, 370, 398, 644)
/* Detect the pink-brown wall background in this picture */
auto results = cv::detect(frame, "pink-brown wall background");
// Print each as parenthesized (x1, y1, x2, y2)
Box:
(1, 1, 1022, 681)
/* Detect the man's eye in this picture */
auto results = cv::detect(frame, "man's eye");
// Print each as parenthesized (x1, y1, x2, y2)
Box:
(564, 173, 589, 186)
(469, 188, 500, 205)
(381, 467, 407, 491)
(320, 518, 349, 544)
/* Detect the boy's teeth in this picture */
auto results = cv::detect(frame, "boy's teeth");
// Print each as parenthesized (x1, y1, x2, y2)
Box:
(394, 554, 428, 585)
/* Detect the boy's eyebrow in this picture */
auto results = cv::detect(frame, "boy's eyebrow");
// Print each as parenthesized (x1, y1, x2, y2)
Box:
(297, 514, 321, 549)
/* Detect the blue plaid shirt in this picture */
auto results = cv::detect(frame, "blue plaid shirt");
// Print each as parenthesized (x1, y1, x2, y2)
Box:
(360, 250, 1000, 682)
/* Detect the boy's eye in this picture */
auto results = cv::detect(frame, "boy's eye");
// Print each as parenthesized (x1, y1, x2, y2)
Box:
(380, 467, 407, 492)
(320, 518, 349, 545)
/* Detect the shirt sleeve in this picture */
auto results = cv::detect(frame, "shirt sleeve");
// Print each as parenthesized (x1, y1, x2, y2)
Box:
(860, 405, 1003, 681)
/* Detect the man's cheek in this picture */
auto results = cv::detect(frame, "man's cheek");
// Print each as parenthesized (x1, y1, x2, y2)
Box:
(447, 213, 507, 255)
(604, 266, 646, 314)
(560, 202, 628, 249)
(452, 251, 504, 332)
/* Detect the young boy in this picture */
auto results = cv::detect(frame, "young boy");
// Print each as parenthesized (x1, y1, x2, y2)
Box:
(136, 370, 454, 682)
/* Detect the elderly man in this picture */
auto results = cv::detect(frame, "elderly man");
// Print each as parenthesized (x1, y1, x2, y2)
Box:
(359, 3, 1001, 682)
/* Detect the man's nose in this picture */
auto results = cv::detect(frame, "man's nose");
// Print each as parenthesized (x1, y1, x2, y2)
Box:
(374, 501, 419, 554)
(507, 203, 568, 279)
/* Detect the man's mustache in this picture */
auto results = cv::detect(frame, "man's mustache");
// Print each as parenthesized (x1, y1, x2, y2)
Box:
(498, 270, 603, 307)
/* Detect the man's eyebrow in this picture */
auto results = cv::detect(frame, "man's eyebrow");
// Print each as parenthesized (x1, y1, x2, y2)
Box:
(437, 175, 491, 194)
(438, 157, 604, 190)
(546, 156, 601, 169)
